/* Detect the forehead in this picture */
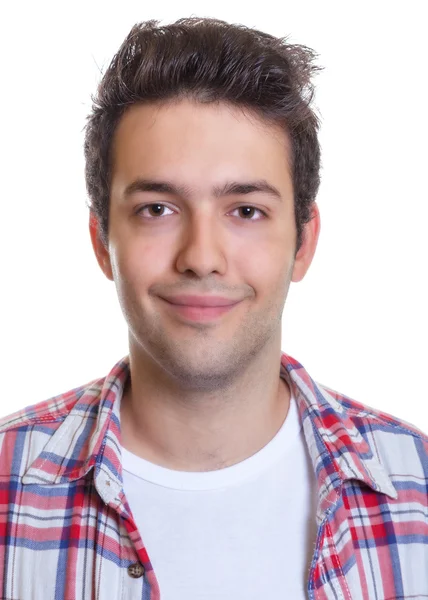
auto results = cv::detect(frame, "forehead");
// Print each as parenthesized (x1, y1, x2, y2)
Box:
(111, 99, 292, 188)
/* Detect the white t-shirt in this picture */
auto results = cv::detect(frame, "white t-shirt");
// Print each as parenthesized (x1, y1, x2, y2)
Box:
(122, 384, 319, 599)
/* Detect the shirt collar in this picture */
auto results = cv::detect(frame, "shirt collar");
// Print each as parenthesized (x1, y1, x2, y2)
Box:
(23, 352, 397, 518)
(22, 357, 129, 510)
(280, 353, 397, 522)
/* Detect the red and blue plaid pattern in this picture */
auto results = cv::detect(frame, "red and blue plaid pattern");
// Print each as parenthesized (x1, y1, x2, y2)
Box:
(0, 352, 427, 599)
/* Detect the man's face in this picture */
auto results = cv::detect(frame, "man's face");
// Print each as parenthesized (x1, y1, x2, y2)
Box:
(93, 99, 319, 390)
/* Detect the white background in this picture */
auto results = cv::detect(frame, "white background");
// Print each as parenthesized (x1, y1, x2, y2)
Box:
(0, 1, 426, 430)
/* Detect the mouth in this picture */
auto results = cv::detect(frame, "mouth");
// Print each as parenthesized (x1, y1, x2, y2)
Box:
(159, 297, 242, 322)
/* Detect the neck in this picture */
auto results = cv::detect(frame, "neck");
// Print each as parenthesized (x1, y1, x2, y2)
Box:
(119, 342, 291, 472)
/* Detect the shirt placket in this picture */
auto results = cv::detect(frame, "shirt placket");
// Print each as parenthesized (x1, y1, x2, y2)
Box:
(95, 467, 160, 599)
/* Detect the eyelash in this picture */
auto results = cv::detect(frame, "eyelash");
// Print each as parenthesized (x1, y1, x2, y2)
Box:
(135, 203, 268, 221)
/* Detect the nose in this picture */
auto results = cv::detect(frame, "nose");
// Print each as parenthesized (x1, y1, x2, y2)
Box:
(175, 212, 227, 278)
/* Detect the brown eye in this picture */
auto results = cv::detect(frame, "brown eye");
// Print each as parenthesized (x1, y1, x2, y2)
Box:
(137, 204, 174, 218)
(231, 206, 266, 220)
(239, 206, 256, 218)
(147, 204, 165, 216)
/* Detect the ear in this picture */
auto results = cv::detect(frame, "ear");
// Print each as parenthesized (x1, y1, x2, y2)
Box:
(89, 212, 114, 281)
(291, 202, 321, 283)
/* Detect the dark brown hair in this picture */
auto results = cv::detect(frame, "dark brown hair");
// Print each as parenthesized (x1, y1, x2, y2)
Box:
(84, 17, 323, 254)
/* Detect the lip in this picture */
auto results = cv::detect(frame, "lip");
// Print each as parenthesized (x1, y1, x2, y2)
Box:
(160, 295, 241, 307)
(159, 295, 242, 322)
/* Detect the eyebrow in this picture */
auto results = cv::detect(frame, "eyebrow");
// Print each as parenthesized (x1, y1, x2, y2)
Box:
(123, 178, 282, 202)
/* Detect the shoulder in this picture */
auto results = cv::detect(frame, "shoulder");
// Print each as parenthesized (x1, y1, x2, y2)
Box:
(319, 382, 428, 478)
(0, 375, 106, 474)
(0, 375, 105, 433)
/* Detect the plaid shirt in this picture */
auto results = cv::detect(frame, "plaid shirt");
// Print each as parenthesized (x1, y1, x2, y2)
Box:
(0, 352, 427, 600)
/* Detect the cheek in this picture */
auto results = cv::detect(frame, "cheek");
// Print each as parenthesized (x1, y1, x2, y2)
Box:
(236, 237, 289, 290)
(111, 239, 171, 290)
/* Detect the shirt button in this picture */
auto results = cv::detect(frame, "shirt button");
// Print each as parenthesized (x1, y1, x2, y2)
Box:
(127, 562, 145, 578)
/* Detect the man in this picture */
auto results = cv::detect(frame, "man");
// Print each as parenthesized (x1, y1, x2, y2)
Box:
(0, 16, 427, 600)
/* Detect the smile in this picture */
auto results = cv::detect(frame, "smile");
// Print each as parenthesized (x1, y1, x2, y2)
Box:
(159, 298, 242, 322)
